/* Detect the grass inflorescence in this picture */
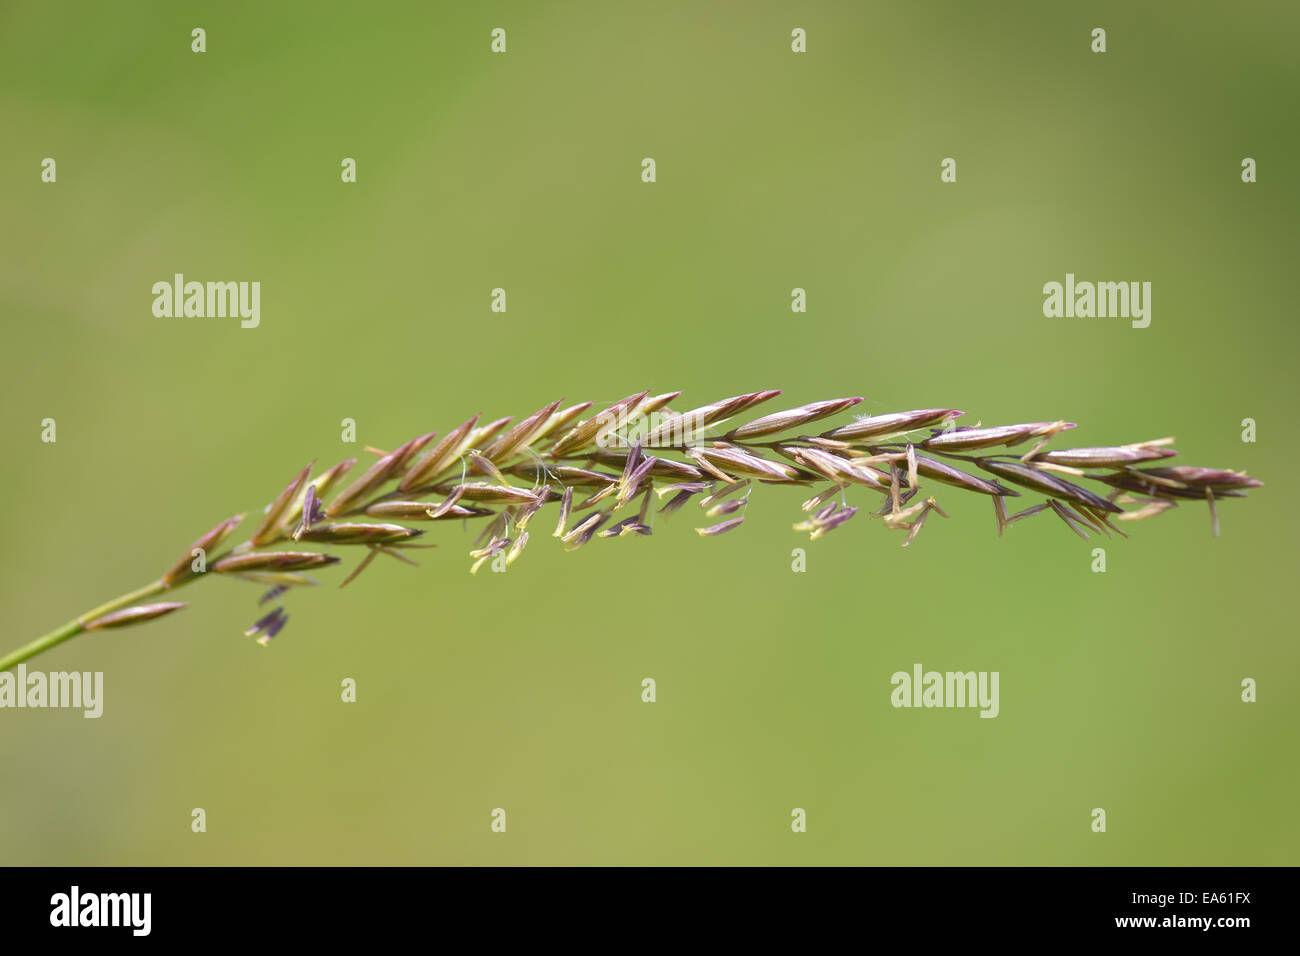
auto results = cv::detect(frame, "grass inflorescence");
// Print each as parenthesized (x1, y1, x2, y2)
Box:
(0, 390, 1262, 668)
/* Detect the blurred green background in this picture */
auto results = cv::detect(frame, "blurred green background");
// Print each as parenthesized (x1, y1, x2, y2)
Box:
(1, 0, 1296, 865)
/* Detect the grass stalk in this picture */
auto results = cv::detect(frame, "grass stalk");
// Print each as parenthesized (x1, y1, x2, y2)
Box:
(0, 579, 170, 672)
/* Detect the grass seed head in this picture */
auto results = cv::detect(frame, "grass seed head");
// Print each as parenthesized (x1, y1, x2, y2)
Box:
(58, 389, 1261, 652)
(84, 602, 187, 631)
(822, 408, 962, 442)
(162, 514, 244, 585)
